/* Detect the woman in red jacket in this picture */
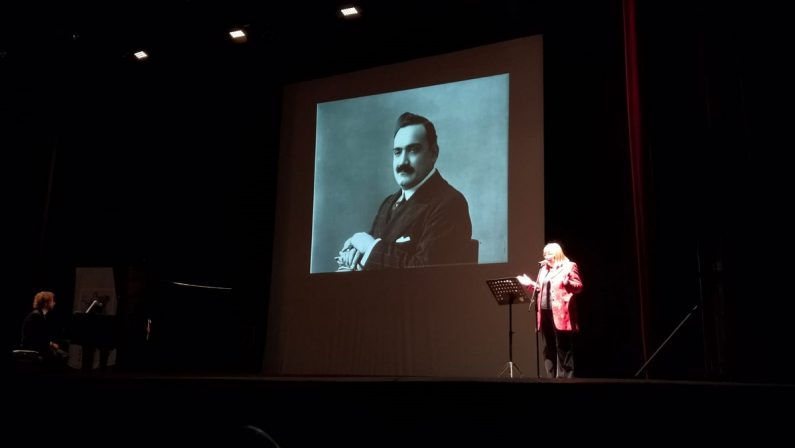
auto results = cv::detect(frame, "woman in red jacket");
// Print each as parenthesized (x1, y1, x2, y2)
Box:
(518, 243, 583, 378)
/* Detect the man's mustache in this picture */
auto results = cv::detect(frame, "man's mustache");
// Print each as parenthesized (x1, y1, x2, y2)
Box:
(396, 165, 414, 174)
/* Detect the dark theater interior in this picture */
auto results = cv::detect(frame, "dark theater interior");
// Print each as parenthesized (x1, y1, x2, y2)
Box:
(4, 1, 793, 445)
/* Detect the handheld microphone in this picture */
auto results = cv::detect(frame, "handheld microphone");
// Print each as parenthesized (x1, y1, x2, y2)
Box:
(538, 260, 547, 264)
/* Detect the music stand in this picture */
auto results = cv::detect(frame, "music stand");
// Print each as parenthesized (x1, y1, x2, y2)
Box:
(487, 277, 532, 378)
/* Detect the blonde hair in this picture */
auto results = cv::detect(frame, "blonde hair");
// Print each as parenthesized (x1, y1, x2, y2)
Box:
(543, 243, 568, 264)
(32, 291, 55, 310)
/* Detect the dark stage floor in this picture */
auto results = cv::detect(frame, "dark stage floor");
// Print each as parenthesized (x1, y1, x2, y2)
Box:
(7, 372, 792, 446)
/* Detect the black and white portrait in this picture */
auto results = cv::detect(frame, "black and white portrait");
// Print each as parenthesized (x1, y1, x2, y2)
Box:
(310, 74, 509, 273)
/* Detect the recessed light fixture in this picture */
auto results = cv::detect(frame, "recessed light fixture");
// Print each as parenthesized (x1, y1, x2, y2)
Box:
(230, 29, 246, 39)
(340, 6, 360, 17)
(134, 50, 148, 60)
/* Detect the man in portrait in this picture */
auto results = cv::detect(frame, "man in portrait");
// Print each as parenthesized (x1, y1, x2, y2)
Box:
(337, 112, 474, 270)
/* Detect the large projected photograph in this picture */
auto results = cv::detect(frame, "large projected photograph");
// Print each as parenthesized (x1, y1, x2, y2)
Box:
(310, 74, 509, 273)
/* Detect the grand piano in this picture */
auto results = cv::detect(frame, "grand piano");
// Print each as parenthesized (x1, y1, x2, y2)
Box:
(69, 301, 120, 372)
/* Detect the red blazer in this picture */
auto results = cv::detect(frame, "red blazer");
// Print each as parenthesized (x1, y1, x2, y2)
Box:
(528, 260, 583, 331)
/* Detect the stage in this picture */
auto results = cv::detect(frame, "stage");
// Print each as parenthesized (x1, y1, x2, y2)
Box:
(8, 373, 792, 446)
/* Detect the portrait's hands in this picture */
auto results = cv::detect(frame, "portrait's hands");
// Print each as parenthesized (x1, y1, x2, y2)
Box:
(336, 247, 362, 271)
(344, 247, 363, 267)
(341, 236, 354, 252)
(349, 232, 376, 253)
(337, 233, 372, 271)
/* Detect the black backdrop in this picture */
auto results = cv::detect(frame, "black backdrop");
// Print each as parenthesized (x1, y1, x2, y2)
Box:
(4, 1, 791, 383)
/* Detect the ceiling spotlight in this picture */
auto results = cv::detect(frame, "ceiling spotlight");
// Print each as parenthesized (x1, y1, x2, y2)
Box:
(340, 6, 360, 17)
(134, 50, 148, 60)
(229, 29, 247, 41)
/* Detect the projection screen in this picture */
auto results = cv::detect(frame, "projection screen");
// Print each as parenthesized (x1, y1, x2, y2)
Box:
(267, 36, 544, 377)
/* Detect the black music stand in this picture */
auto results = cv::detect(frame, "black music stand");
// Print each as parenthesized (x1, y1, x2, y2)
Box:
(487, 277, 532, 378)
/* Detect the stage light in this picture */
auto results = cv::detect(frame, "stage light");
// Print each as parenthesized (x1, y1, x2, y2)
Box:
(230, 29, 247, 41)
(134, 50, 148, 60)
(340, 6, 360, 17)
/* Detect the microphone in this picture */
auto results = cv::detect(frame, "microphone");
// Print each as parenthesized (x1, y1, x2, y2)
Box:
(538, 260, 547, 264)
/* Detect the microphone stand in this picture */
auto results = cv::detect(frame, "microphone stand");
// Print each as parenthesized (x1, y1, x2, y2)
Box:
(634, 303, 699, 378)
(529, 289, 540, 379)
(635, 244, 708, 378)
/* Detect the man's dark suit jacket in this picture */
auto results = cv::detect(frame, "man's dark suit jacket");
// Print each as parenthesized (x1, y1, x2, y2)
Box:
(21, 309, 51, 353)
(365, 170, 473, 269)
